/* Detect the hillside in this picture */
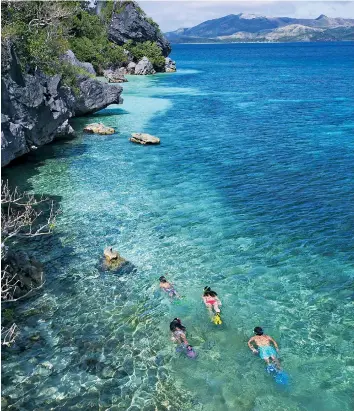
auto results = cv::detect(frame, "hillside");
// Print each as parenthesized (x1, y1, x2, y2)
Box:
(165, 13, 354, 43)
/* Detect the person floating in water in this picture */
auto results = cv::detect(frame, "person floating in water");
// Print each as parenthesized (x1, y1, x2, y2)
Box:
(202, 286, 222, 324)
(248, 326, 281, 369)
(170, 318, 196, 358)
(159, 275, 179, 298)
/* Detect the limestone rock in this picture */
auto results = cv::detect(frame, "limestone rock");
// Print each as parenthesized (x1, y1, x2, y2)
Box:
(108, 2, 171, 57)
(103, 247, 127, 271)
(1, 42, 74, 167)
(134, 57, 155, 75)
(84, 123, 115, 135)
(72, 76, 123, 117)
(55, 120, 76, 139)
(165, 57, 177, 72)
(103, 69, 128, 83)
(61, 50, 96, 76)
(1, 41, 123, 167)
(104, 246, 119, 261)
(130, 133, 160, 145)
(126, 62, 136, 74)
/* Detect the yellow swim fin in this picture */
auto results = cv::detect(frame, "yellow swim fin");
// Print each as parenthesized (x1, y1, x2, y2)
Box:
(212, 313, 222, 325)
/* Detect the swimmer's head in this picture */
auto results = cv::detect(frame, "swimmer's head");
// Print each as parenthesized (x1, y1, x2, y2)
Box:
(170, 318, 186, 332)
(159, 276, 167, 282)
(203, 286, 212, 296)
(254, 326, 264, 336)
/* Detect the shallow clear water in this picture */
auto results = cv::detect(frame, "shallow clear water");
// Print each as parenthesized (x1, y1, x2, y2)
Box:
(2, 43, 354, 411)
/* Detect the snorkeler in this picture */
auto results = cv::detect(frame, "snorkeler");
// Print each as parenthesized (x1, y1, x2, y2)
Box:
(170, 318, 196, 358)
(202, 286, 223, 324)
(159, 275, 179, 298)
(247, 326, 281, 369)
(202, 286, 222, 313)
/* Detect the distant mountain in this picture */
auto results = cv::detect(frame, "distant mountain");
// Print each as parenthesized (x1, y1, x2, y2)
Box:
(165, 13, 354, 43)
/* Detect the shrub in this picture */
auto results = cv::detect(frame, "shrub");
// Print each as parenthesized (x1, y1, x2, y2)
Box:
(125, 40, 165, 71)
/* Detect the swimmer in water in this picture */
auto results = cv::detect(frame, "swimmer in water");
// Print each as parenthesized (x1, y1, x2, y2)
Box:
(202, 286, 222, 314)
(170, 318, 196, 357)
(159, 275, 179, 298)
(248, 326, 281, 369)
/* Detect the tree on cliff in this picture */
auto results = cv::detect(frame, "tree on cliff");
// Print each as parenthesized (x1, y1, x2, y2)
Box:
(1, 181, 58, 346)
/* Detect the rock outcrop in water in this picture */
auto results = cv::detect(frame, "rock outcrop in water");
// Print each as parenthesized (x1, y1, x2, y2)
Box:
(108, 1, 171, 57)
(1, 43, 123, 167)
(130, 133, 160, 145)
(103, 247, 135, 274)
(165, 57, 177, 72)
(84, 123, 115, 135)
(134, 57, 156, 75)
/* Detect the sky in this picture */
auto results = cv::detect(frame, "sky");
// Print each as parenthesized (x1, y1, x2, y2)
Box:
(138, 1, 354, 31)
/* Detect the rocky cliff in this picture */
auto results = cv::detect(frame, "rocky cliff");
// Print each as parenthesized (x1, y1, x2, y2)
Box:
(1, 43, 123, 167)
(107, 1, 171, 57)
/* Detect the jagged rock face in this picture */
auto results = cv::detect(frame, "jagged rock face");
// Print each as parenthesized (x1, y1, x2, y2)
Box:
(134, 57, 155, 75)
(1, 44, 123, 167)
(126, 62, 136, 74)
(1, 43, 74, 167)
(108, 2, 171, 57)
(165, 57, 176, 72)
(73, 76, 123, 116)
(61, 50, 96, 76)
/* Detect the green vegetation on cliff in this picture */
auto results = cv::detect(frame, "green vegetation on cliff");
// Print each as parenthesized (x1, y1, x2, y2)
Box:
(70, 9, 127, 72)
(125, 40, 165, 71)
(2, 1, 166, 77)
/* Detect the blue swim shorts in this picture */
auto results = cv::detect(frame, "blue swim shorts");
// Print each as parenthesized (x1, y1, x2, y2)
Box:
(258, 346, 277, 359)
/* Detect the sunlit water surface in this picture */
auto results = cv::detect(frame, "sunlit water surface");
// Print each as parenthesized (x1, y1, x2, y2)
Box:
(3, 43, 354, 411)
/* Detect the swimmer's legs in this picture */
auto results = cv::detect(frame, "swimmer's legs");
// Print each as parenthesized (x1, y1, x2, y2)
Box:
(271, 355, 281, 370)
(213, 303, 220, 313)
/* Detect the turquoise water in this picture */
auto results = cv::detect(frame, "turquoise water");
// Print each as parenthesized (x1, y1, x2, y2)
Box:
(2, 43, 354, 411)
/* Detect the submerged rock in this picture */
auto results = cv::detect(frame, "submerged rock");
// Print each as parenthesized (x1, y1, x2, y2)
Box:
(84, 123, 115, 135)
(165, 57, 177, 72)
(134, 57, 155, 75)
(2, 250, 43, 300)
(130, 133, 160, 145)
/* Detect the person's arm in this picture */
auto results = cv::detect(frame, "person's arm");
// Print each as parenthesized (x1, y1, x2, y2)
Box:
(247, 337, 258, 354)
(202, 296, 208, 305)
(269, 336, 279, 352)
(216, 297, 222, 306)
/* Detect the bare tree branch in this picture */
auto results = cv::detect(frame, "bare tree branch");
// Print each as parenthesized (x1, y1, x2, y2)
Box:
(1, 180, 58, 346)
(1, 324, 19, 347)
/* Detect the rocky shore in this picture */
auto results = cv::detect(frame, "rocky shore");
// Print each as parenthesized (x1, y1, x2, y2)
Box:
(1, 42, 123, 167)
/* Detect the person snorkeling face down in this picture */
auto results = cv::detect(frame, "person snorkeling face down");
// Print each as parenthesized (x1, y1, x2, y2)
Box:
(159, 275, 179, 298)
(248, 326, 281, 369)
(202, 286, 222, 314)
(170, 318, 189, 346)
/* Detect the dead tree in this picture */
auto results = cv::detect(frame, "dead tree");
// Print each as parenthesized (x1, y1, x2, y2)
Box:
(1, 180, 58, 346)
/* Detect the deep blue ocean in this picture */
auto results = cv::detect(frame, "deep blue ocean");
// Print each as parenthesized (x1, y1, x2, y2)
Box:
(3, 43, 354, 411)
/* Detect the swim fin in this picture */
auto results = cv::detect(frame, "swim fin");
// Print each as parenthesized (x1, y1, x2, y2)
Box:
(212, 313, 222, 325)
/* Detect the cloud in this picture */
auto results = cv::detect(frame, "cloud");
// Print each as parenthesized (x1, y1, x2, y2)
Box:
(139, 1, 354, 31)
